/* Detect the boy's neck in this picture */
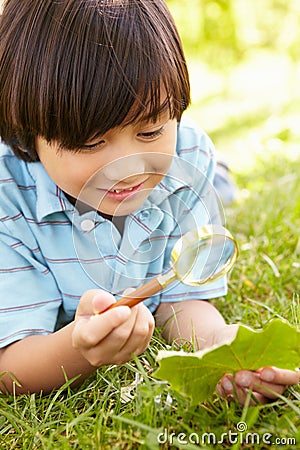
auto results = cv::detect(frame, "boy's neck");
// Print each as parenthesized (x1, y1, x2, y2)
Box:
(65, 192, 126, 234)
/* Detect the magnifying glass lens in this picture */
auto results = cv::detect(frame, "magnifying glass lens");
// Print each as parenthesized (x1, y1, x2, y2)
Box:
(108, 225, 238, 310)
(173, 232, 237, 286)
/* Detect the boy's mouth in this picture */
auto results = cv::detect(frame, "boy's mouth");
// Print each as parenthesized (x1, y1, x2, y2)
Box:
(111, 186, 135, 194)
(104, 181, 145, 201)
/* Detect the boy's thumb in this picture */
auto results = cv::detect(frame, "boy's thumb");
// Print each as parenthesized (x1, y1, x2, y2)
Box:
(76, 289, 115, 316)
(122, 287, 136, 297)
(92, 291, 116, 314)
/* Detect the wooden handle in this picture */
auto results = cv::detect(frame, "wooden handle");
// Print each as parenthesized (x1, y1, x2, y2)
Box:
(109, 277, 163, 309)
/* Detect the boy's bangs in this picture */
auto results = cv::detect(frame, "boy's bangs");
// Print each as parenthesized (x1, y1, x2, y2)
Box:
(0, 0, 190, 157)
(54, 1, 190, 149)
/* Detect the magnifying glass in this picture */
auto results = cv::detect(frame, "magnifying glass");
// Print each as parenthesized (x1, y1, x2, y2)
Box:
(108, 224, 238, 310)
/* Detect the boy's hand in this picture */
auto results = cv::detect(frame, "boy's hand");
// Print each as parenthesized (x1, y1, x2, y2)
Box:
(214, 324, 300, 404)
(72, 289, 155, 367)
(218, 367, 300, 405)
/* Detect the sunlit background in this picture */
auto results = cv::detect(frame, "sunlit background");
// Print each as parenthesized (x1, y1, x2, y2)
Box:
(167, 0, 300, 172)
(1, 0, 299, 172)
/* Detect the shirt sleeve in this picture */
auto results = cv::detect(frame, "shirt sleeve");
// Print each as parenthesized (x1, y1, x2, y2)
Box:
(0, 225, 62, 347)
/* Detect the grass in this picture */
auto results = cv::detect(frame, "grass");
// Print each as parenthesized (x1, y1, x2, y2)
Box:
(1, 151, 299, 450)
(1, 54, 300, 449)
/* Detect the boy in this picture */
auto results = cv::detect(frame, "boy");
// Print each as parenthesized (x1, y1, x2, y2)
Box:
(0, 0, 298, 401)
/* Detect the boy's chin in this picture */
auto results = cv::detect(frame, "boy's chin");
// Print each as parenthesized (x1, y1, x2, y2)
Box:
(97, 202, 143, 218)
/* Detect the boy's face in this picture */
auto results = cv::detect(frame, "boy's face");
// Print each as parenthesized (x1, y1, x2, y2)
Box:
(36, 115, 177, 216)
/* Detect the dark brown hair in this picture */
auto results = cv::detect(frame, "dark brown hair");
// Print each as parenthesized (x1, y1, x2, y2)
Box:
(0, 0, 190, 162)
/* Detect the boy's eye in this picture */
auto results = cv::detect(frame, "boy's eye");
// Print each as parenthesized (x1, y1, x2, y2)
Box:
(138, 126, 164, 140)
(80, 140, 105, 151)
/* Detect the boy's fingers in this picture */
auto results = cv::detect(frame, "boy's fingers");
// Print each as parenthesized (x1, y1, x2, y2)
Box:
(81, 306, 148, 366)
(233, 387, 268, 406)
(119, 304, 155, 355)
(218, 375, 268, 405)
(92, 291, 116, 314)
(219, 368, 300, 405)
(236, 389, 268, 406)
(73, 306, 131, 349)
(219, 374, 234, 395)
(76, 289, 115, 316)
(247, 380, 286, 399)
(258, 367, 300, 385)
(122, 287, 136, 296)
(234, 368, 300, 399)
(95, 304, 154, 365)
(221, 369, 299, 391)
(76, 289, 103, 315)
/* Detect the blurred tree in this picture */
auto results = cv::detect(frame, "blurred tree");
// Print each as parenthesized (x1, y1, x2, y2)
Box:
(234, 0, 300, 61)
(167, 0, 241, 68)
(167, 0, 300, 67)
(199, 0, 241, 67)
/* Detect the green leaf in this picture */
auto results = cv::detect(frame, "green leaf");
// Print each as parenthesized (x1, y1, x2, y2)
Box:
(154, 319, 300, 404)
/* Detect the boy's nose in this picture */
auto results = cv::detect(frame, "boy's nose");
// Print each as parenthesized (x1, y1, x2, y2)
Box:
(102, 154, 146, 182)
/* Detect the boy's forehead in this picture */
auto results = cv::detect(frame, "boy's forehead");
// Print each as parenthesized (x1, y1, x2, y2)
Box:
(130, 104, 171, 125)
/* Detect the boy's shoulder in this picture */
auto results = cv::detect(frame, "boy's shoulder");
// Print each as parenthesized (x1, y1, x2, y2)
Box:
(175, 116, 215, 176)
(0, 141, 32, 185)
(0, 141, 19, 179)
(0, 140, 22, 165)
(0, 142, 39, 217)
(176, 116, 215, 159)
(0, 140, 14, 159)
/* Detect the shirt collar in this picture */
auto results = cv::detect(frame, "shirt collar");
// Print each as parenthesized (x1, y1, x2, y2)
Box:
(148, 155, 194, 206)
(27, 162, 74, 221)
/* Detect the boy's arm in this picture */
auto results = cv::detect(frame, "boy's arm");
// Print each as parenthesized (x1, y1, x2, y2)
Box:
(155, 299, 237, 350)
(155, 300, 300, 404)
(0, 290, 154, 394)
(0, 322, 94, 394)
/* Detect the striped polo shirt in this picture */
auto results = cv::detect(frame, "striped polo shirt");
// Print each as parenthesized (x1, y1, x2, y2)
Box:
(0, 117, 227, 347)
